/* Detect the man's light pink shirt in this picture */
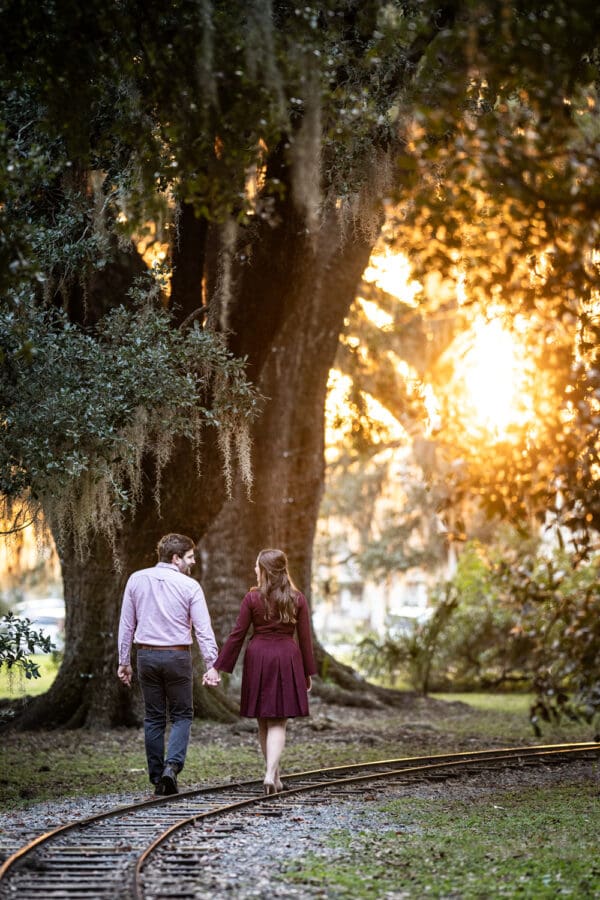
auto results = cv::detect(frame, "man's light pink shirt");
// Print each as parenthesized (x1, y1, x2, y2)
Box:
(118, 562, 218, 667)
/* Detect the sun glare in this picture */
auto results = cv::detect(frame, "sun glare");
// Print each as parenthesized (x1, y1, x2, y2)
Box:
(363, 249, 421, 307)
(357, 297, 394, 329)
(324, 368, 407, 462)
(456, 318, 530, 436)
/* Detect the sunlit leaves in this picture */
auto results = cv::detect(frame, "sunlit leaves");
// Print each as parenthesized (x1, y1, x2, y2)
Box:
(380, 1, 600, 555)
(389, 1, 600, 321)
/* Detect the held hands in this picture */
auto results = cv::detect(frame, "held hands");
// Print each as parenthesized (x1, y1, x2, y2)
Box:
(203, 666, 221, 687)
(117, 664, 133, 687)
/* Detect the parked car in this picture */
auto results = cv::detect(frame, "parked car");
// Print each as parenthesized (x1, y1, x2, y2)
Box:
(14, 597, 65, 651)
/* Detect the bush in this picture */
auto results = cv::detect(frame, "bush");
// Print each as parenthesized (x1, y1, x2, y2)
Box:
(355, 543, 529, 694)
(0, 612, 55, 680)
(354, 538, 600, 733)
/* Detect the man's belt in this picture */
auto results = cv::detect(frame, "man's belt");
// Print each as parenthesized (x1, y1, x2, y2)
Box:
(136, 644, 190, 651)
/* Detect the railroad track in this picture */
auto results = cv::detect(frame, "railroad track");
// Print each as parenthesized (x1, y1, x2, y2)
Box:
(1, 741, 598, 899)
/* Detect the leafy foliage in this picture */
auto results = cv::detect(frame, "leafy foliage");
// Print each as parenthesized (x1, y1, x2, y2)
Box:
(491, 545, 600, 734)
(335, 0, 600, 720)
(0, 0, 434, 552)
(0, 1, 421, 245)
(356, 537, 600, 732)
(387, 0, 600, 551)
(0, 613, 55, 680)
(356, 583, 458, 693)
(0, 276, 257, 553)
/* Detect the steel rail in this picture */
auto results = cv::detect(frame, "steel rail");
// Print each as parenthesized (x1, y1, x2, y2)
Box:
(2, 738, 597, 881)
(133, 743, 600, 898)
(1, 741, 597, 899)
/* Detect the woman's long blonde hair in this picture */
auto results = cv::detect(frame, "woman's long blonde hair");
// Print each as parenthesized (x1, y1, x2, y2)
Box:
(256, 548, 299, 623)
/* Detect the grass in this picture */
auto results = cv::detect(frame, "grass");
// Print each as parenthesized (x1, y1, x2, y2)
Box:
(282, 782, 600, 898)
(432, 691, 534, 714)
(0, 653, 61, 698)
(1, 691, 596, 809)
(0, 725, 263, 808)
(1, 691, 598, 897)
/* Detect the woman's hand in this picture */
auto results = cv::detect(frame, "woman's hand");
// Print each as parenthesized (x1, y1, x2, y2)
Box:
(306, 675, 312, 692)
(203, 666, 221, 687)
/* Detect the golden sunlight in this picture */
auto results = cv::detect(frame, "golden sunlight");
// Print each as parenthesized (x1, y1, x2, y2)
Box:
(324, 369, 407, 462)
(357, 297, 394, 329)
(454, 317, 531, 436)
(363, 248, 421, 306)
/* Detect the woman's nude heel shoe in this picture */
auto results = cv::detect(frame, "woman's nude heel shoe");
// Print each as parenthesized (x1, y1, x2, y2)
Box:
(263, 780, 276, 795)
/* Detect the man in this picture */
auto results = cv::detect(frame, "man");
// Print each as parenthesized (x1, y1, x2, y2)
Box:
(117, 533, 220, 795)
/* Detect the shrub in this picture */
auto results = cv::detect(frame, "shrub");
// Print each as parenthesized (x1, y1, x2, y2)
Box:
(0, 612, 55, 680)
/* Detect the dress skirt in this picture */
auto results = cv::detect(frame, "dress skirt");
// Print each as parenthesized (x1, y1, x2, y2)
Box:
(240, 634, 309, 718)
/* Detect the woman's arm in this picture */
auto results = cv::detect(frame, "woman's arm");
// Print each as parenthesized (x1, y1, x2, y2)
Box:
(212, 593, 254, 674)
(296, 594, 318, 677)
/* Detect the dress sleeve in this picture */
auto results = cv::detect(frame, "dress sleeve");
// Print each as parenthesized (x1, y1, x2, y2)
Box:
(214, 593, 254, 673)
(296, 593, 317, 676)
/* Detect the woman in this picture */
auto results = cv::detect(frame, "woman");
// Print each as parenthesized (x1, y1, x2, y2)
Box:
(206, 549, 317, 793)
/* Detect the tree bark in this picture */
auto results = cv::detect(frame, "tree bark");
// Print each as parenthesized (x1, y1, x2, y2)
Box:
(18, 435, 230, 729)
(18, 535, 134, 729)
(14, 175, 397, 729)
(200, 202, 389, 709)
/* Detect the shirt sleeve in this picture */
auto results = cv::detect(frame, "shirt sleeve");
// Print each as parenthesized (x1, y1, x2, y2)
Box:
(190, 585, 219, 669)
(296, 593, 317, 676)
(118, 577, 137, 666)
(214, 594, 253, 673)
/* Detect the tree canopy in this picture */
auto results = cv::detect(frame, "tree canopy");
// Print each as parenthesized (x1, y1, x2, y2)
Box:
(388, 1, 600, 552)
(2, 0, 600, 726)
(5, 0, 599, 551)
(0, 0, 427, 551)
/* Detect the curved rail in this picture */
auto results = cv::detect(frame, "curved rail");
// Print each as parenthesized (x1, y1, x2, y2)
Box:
(0, 741, 597, 899)
(133, 743, 600, 897)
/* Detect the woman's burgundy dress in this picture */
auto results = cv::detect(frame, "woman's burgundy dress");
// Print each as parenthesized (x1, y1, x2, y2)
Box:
(214, 590, 317, 718)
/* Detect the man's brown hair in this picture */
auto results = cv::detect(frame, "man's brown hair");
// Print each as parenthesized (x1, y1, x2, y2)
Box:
(157, 533, 195, 563)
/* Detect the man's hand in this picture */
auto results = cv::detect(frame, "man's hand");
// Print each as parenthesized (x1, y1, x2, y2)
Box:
(202, 666, 220, 687)
(118, 664, 133, 687)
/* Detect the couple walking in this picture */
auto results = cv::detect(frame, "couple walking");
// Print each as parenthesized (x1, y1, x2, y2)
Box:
(117, 533, 316, 796)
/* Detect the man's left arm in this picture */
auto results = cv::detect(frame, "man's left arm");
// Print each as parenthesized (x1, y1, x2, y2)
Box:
(190, 585, 220, 685)
(117, 580, 136, 687)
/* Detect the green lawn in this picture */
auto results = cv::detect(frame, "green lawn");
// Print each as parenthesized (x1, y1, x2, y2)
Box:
(1, 687, 598, 897)
(0, 653, 60, 698)
(283, 781, 600, 898)
(432, 691, 533, 714)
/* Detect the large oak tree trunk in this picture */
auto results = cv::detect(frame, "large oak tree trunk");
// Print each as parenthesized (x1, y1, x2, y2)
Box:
(15, 175, 398, 729)
(200, 204, 395, 711)
(19, 436, 230, 729)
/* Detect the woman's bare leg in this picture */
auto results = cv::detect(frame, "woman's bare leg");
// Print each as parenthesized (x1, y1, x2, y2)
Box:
(257, 718, 268, 763)
(262, 717, 287, 791)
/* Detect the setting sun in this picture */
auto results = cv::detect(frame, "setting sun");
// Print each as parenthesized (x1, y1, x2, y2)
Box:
(464, 320, 517, 431)
(452, 317, 532, 437)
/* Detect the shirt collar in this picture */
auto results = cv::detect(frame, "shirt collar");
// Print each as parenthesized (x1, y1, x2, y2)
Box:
(157, 562, 179, 571)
